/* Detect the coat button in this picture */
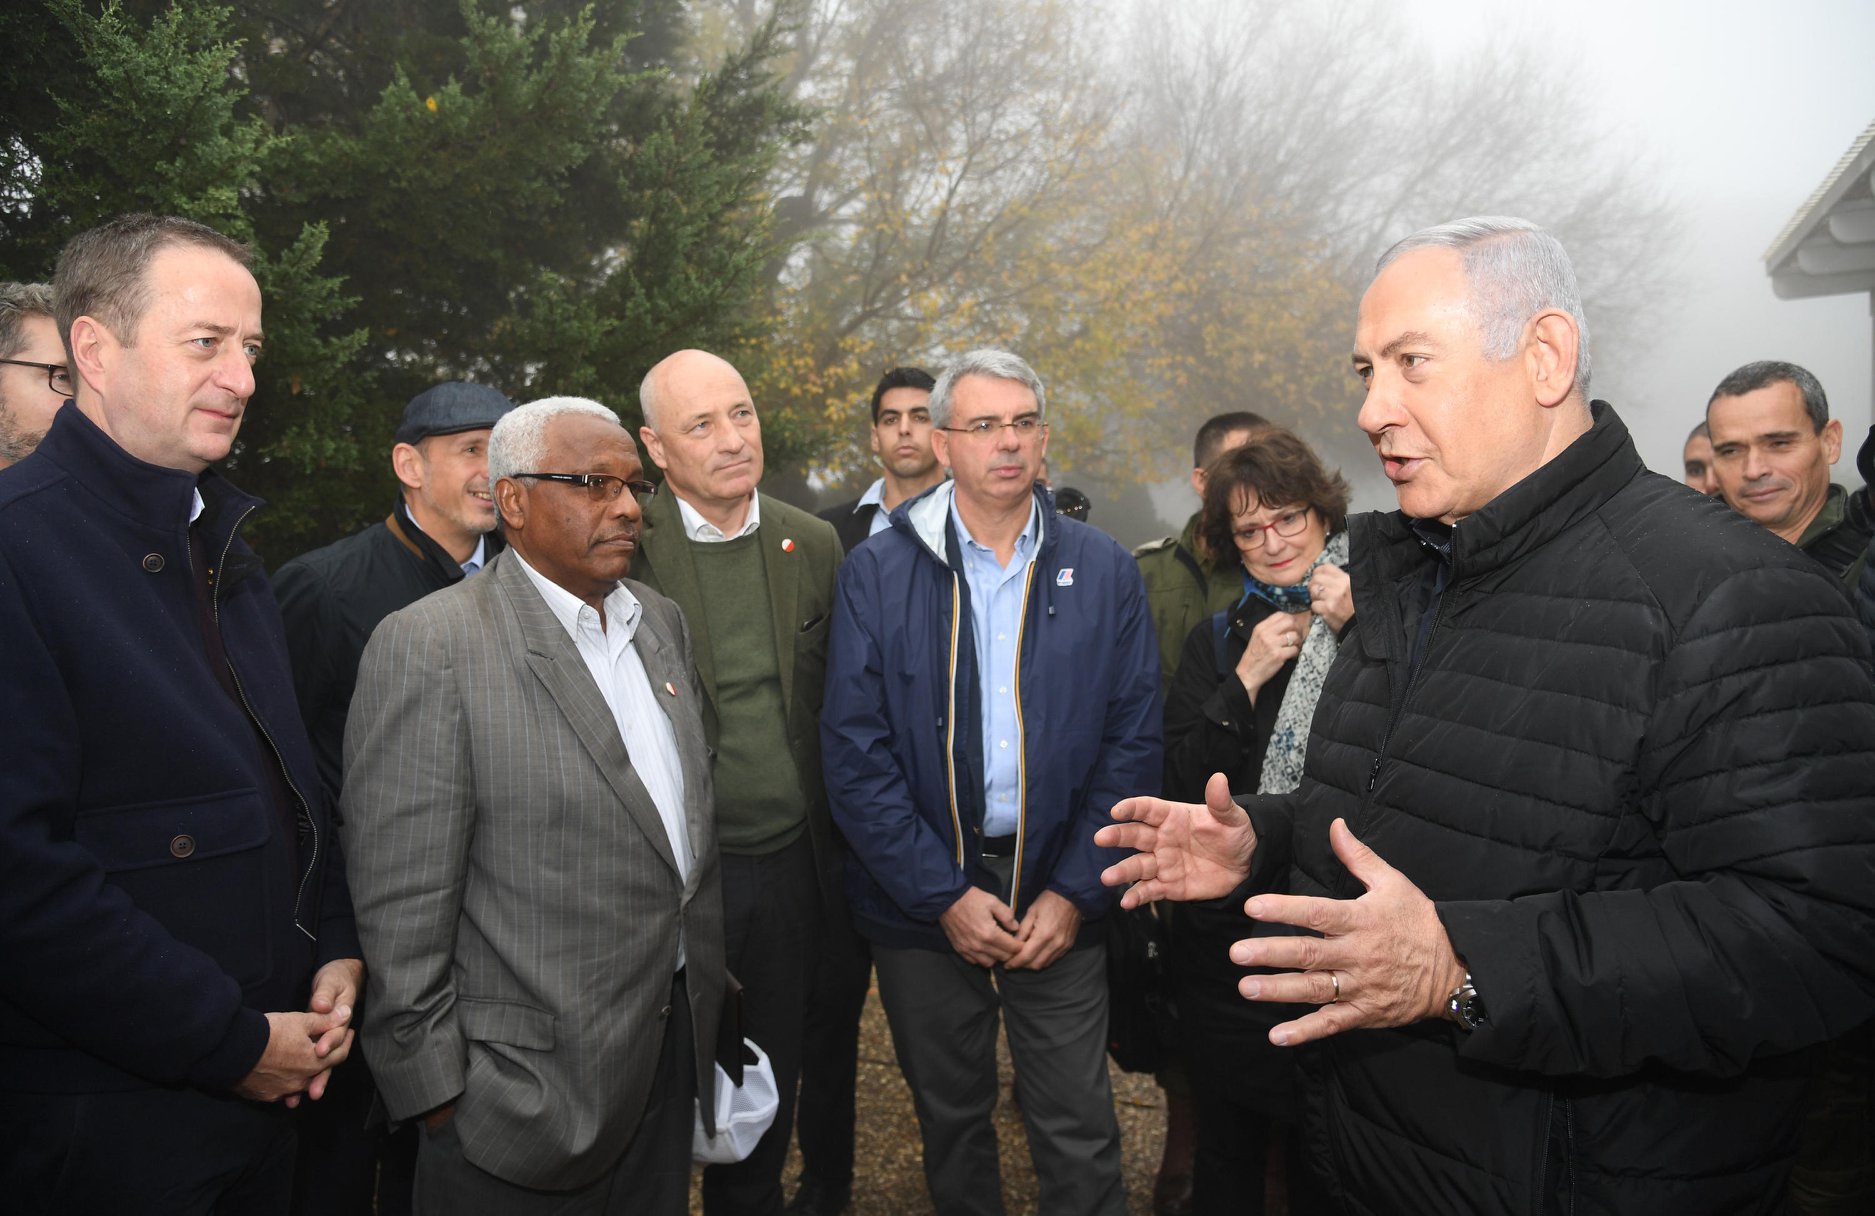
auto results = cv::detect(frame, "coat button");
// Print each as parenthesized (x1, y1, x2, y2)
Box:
(142, 553, 165, 573)
(659, 1004, 673, 1021)
(169, 834, 196, 858)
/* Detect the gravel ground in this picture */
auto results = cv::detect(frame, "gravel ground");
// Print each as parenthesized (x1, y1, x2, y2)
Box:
(690, 983, 1169, 1214)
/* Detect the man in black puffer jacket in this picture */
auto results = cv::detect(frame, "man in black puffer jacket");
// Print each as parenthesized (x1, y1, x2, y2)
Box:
(1102, 217, 1875, 1216)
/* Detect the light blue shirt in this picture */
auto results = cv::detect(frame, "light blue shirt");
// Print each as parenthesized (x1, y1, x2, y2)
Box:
(950, 495, 1041, 837)
(460, 535, 487, 576)
(855, 478, 893, 538)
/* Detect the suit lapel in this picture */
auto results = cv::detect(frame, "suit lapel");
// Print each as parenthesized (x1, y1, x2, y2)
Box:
(642, 492, 718, 709)
(763, 497, 802, 715)
(492, 554, 680, 878)
(632, 600, 714, 897)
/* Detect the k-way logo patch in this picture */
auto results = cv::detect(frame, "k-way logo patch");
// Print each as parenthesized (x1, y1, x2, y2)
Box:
(1055, 568, 1074, 587)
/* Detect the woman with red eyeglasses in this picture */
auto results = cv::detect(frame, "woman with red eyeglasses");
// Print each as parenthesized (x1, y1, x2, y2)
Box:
(1160, 425, 1351, 1216)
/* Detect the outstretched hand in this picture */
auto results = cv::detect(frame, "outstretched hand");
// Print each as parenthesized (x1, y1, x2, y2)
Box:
(1230, 818, 1466, 1046)
(1098, 772, 1256, 907)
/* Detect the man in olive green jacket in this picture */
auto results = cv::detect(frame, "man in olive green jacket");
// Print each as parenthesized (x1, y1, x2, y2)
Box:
(1135, 411, 1268, 699)
(632, 349, 843, 1216)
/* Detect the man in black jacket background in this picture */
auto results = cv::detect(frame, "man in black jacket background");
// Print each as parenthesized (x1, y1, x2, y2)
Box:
(1704, 359, 1875, 1213)
(817, 365, 943, 555)
(271, 379, 513, 1215)
(795, 365, 939, 1216)
(273, 381, 514, 799)
(1102, 216, 1875, 1215)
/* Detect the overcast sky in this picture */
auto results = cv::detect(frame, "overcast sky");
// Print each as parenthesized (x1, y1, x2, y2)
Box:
(1406, 0, 1875, 492)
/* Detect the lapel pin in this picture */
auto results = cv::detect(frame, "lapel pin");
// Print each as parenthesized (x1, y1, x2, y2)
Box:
(664, 681, 677, 697)
(781, 537, 796, 553)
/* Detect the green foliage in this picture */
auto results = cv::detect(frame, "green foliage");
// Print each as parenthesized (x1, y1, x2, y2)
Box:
(0, 0, 802, 559)
(0, 1, 370, 556)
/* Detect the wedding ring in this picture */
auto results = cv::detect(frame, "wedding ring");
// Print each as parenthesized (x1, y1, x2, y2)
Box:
(1329, 971, 1341, 1002)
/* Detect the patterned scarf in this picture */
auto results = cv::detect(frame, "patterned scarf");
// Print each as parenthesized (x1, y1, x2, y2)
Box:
(1239, 568, 1313, 614)
(1256, 530, 1349, 795)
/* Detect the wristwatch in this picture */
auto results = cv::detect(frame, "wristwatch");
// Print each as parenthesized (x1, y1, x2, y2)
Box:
(1446, 972, 1488, 1032)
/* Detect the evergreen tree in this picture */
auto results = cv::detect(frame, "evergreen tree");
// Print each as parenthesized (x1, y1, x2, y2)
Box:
(1, 0, 802, 558)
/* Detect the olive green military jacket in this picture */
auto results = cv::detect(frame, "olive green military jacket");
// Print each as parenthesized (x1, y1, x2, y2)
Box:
(1133, 512, 1242, 701)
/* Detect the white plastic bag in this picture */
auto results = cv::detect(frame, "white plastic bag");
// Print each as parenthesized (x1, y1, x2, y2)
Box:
(691, 1037, 779, 1164)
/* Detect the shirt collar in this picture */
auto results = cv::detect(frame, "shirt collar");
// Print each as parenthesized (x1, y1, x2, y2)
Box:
(510, 549, 642, 642)
(675, 490, 761, 542)
(460, 534, 487, 576)
(188, 488, 205, 525)
(949, 493, 1041, 560)
(855, 478, 886, 512)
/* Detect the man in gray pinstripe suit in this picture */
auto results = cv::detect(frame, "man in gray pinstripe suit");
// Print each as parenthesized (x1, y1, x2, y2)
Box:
(341, 396, 726, 1215)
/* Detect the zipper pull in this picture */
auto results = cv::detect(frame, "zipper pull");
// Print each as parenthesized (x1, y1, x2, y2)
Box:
(1367, 756, 1383, 791)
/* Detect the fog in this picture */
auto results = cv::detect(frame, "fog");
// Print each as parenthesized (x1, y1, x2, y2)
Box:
(1413, 0, 1875, 484)
(1132, 0, 1875, 538)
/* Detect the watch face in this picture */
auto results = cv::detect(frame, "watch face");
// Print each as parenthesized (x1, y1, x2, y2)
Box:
(1450, 980, 1487, 1030)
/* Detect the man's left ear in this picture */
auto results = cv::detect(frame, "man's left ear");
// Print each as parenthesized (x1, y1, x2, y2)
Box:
(1824, 418, 1843, 464)
(1528, 310, 1581, 409)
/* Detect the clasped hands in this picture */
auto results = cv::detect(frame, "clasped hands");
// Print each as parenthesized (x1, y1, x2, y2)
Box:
(234, 956, 365, 1106)
(1095, 773, 1466, 1045)
(940, 886, 1082, 971)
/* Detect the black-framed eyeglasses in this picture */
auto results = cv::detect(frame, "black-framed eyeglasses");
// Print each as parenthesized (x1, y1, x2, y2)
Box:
(1233, 508, 1312, 547)
(0, 359, 73, 396)
(514, 473, 658, 505)
(939, 415, 1046, 440)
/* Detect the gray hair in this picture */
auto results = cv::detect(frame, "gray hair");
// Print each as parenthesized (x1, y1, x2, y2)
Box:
(1377, 217, 1591, 398)
(0, 282, 55, 360)
(1707, 360, 1829, 432)
(929, 348, 1048, 429)
(488, 396, 623, 488)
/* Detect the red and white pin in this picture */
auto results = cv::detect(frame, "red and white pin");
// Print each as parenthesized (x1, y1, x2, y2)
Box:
(781, 537, 796, 553)
(664, 681, 677, 697)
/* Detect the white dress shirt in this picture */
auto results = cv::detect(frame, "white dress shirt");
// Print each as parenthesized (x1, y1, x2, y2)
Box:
(512, 553, 694, 962)
(675, 491, 762, 542)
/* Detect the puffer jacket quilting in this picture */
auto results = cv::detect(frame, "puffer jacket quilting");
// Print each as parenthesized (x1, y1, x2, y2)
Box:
(1262, 402, 1875, 1215)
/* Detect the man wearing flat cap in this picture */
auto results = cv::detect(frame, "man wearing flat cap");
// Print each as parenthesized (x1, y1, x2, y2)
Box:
(272, 379, 515, 1215)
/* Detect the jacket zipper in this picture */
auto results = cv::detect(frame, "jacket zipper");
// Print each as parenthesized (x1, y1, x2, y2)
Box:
(944, 570, 966, 867)
(1535, 1091, 1553, 1207)
(208, 504, 320, 942)
(1535, 1091, 1574, 1214)
(1006, 562, 1038, 913)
